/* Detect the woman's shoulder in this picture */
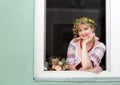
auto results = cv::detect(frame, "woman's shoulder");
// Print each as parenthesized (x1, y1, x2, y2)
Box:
(95, 41, 106, 50)
(69, 39, 75, 45)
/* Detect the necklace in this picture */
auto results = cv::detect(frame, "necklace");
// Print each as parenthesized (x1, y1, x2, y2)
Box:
(80, 40, 95, 52)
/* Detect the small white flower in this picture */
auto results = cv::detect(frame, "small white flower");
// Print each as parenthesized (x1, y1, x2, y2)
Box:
(58, 61, 63, 65)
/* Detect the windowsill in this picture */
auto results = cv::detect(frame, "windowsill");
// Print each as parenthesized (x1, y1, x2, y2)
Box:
(42, 62, 120, 81)
(34, 71, 120, 81)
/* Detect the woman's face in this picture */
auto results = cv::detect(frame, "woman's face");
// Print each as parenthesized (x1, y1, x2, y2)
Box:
(77, 24, 94, 40)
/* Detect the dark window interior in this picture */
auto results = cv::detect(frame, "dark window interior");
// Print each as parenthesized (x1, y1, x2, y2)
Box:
(46, 0, 106, 70)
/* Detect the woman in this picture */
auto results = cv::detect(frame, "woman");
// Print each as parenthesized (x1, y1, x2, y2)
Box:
(66, 17, 106, 73)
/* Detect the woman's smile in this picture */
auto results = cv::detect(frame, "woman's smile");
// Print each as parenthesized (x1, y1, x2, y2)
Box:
(81, 34, 89, 39)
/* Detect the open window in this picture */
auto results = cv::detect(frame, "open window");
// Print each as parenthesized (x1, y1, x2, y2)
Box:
(34, 0, 120, 81)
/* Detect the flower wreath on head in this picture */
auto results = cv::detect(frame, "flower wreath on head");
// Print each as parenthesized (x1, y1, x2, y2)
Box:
(72, 17, 97, 38)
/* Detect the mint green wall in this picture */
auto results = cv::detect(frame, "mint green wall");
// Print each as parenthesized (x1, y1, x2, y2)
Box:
(0, 0, 120, 85)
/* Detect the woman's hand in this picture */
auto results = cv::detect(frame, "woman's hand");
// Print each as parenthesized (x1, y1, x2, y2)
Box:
(73, 37, 81, 42)
(88, 66, 103, 73)
(82, 33, 95, 44)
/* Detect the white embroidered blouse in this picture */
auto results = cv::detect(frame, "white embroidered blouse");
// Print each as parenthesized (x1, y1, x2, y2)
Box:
(66, 39, 106, 67)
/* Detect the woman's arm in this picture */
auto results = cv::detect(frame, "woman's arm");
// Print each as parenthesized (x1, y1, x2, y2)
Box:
(81, 33, 95, 69)
(68, 64, 77, 70)
(83, 42, 106, 73)
(81, 43, 93, 69)
(66, 40, 77, 70)
(88, 66, 103, 73)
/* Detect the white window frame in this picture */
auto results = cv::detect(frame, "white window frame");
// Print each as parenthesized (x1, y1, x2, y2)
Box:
(34, 0, 120, 81)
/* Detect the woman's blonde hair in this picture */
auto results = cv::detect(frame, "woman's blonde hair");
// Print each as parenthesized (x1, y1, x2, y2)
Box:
(72, 17, 97, 38)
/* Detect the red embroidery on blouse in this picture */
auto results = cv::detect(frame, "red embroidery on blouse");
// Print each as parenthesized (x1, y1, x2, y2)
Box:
(80, 40, 95, 52)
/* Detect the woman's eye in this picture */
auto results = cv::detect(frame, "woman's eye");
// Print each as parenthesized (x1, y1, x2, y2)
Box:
(78, 30, 82, 32)
(84, 27, 88, 30)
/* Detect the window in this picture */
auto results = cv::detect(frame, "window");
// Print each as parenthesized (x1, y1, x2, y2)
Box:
(34, 0, 120, 81)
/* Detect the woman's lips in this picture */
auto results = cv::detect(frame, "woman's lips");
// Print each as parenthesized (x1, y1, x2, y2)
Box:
(81, 34, 89, 38)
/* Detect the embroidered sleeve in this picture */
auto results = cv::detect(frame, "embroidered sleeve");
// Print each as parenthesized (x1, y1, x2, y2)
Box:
(66, 42, 75, 65)
(90, 43, 106, 66)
